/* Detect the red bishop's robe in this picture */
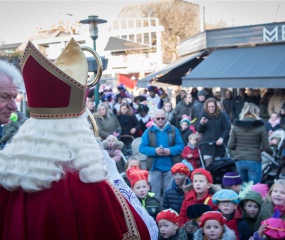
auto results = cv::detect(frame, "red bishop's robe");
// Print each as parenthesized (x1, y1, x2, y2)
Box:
(0, 172, 150, 240)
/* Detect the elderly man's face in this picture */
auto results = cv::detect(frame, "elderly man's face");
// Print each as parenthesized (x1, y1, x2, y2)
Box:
(0, 74, 18, 124)
(154, 111, 166, 128)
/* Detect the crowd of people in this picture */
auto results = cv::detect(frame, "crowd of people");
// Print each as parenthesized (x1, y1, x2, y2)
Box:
(1, 37, 285, 239)
(85, 83, 285, 239)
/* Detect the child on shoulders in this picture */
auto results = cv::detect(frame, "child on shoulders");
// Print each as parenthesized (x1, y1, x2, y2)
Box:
(156, 209, 187, 240)
(127, 166, 160, 219)
(163, 163, 191, 214)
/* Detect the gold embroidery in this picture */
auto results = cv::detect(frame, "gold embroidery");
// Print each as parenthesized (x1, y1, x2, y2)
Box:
(105, 180, 141, 240)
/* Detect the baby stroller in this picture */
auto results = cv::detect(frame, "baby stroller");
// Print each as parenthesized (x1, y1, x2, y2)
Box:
(198, 142, 236, 185)
(261, 129, 285, 187)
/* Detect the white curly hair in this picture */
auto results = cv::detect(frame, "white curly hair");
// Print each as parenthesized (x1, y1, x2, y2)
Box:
(0, 112, 109, 192)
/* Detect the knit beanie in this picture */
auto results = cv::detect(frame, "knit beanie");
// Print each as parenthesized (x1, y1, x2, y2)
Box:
(197, 90, 206, 96)
(199, 211, 227, 227)
(191, 168, 213, 184)
(212, 189, 240, 205)
(240, 190, 263, 208)
(180, 118, 191, 126)
(222, 172, 242, 187)
(156, 209, 180, 224)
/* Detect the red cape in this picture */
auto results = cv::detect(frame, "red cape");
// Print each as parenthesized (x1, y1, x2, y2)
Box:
(0, 172, 150, 240)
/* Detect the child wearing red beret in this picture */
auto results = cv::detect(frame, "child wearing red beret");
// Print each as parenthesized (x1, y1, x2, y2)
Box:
(194, 211, 236, 240)
(163, 163, 191, 214)
(127, 166, 160, 219)
(179, 168, 219, 226)
(156, 209, 187, 240)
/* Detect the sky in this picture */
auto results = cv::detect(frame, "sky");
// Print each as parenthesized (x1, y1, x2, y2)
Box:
(0, 0, 285, 52)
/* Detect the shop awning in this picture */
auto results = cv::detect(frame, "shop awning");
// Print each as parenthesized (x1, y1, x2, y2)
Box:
(182, 44, 285, 88)
(136, 51, 206, 88)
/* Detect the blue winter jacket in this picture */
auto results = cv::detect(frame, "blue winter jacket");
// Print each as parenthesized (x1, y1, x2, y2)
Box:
(139, 123, 184, 172)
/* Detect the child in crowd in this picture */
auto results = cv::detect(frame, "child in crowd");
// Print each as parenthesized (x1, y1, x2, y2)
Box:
(163, 163, 191, 214)
(212, 189, 252, 240)
(135, 103, 150, 136)
(163, 102, 175, 125)
(253, 217, 285, 240)
(103, 135, 124, 173)
(179, 168, 218, 226)
(222, 172, 243, 193)
(121, 158, 142, 187)
(239, 190, 263, 235)
(126, 166, 160, 219)
(255, 179, 285, 229)
(194, 211, 236, 240)
(181, 133, 200, 169)
(266, 112, 282, 136)
(156, 209, 187, 240)
(179, 118, 193, 146)
(183, 204, 212, 240)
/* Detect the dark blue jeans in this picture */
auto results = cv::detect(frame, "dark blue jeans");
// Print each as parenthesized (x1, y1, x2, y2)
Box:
(235, 160, 262, 184)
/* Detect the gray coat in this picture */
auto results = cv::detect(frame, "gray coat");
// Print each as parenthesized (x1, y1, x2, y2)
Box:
(228, 117, 273, 161)
(94, 113, 122, 140)
(194, 225, 236, 240)
(173, 100, 192, 127)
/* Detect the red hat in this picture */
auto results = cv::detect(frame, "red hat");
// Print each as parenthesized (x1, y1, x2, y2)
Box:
(171, 163, 191, 176)
(156, 209, 180, 223)
(199, 211, 227, 227)
(21, 38, 88, 119)
(191, 168, 213, 184)
(262, 218, 285, 239)
(126, 166, 148, 187)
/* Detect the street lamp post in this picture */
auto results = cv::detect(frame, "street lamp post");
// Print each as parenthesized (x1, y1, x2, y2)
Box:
(80, 15, 107, 107)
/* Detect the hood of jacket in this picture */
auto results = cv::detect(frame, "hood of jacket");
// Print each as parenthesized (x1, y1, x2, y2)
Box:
(194, 225, 236, 240)
(149, 122, 172, 133)
(234, 118, 264, 129)
(102, 139, 124, 150)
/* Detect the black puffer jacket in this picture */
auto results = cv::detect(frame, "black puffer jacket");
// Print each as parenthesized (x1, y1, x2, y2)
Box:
(163, 179, 191, 213)
(228, 117, 273, 161)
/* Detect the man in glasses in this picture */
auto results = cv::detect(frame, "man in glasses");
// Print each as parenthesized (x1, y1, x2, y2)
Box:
(139, 109, 184, 202)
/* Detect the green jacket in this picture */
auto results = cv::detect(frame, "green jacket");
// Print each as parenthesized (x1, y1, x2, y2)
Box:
(228, 117, 273, 161)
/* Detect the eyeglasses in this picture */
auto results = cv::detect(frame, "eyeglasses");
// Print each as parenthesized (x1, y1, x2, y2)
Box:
(219, 201, 234, 206)
(156, 117, 165, 121)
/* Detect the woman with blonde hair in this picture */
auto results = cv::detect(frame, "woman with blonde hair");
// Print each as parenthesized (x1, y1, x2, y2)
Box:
(228, 102, 273, 184)
(94, 102, 122, 140)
